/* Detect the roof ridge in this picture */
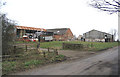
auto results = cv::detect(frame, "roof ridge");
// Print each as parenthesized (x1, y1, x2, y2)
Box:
(47, 28, 69, 30)
(84, 29, 112, 35)
(15, 26, 46, 31)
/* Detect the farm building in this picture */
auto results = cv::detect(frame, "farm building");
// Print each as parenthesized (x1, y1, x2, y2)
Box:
(77, 35, 83, 40)
(47, 28, 74, 41)
(83, 29, 114, 42)
(15, 26, 53, 42)
(15, 26, 46, 38)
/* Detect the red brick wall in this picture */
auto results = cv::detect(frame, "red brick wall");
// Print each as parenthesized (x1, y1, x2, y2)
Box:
(64, 28, 73, 41)
(53, 28, 73, 41)
(53, 35, 62, 41)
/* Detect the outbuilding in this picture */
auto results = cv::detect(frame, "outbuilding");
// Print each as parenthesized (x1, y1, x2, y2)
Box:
(83, 29, 114, 42)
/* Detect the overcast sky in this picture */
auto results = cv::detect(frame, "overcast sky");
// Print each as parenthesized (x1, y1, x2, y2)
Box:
(1, 0, 118, 39)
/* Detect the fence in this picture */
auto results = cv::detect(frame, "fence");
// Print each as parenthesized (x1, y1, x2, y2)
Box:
(62, 43, 84, 50)
(62, 43, 94, 50)
(3, 44, 59, 60)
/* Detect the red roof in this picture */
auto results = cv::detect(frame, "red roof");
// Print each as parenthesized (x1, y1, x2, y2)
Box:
(15, 26, 46, 31)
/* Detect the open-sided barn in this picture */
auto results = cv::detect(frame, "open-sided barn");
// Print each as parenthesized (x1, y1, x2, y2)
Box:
(15, 26, 46, 38)
(15, 26, 53, 42)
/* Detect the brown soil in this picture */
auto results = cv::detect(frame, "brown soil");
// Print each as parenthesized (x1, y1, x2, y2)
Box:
(58, 50, 96, 60)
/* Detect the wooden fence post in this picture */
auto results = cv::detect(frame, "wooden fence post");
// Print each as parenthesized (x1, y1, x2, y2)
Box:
(56, 49, 58, 55)
(54, 49, 56, 55)
(43, 51, 46, 58)
(13, 45, 16, 53)
(62, 43, 65, 49)
(48, 47, 50, 53)
(37, 43, 40, 49)
(26, 45, 27, 52)
(54, 49, 58, 55)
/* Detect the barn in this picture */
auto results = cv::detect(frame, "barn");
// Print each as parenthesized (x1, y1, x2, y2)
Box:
(15, 26, 53, 42)
(47, 28, 74, 41)
(15, 26, 46, 38)
(83, 29, 114, 42)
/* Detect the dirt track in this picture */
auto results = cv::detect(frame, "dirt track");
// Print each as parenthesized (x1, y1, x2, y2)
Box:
(11, 46, 118, 75)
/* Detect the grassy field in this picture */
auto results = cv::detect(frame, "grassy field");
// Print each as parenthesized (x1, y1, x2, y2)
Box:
(39, 41, 118, 51)
(2, 48, 66, 75)
(15, 41, 119, 51)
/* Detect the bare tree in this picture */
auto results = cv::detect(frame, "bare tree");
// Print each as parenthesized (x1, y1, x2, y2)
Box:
(0, 2, 17, 55)
(110, 29, 117, 41)
(110, 29, 117, 36)
(1, 14, 16, 55)
(90, 0, 120, 14)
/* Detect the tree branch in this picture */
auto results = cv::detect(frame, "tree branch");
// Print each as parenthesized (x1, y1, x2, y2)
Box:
(90, 0, 120, 14)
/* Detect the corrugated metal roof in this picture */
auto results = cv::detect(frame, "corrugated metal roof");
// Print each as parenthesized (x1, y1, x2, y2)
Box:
(15, 26, 46, 31)
(83, 29, 112, 35)
(47, 28, 69, 35)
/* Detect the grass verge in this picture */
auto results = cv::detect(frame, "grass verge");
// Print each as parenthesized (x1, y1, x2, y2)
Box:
(2, 48, 66, 75)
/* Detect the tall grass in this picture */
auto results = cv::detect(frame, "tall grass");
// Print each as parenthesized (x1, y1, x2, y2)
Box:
(2, 48, 66, 75)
